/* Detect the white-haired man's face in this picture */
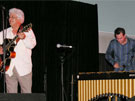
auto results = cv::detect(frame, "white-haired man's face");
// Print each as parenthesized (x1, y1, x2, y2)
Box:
(9, 13, 21, 28)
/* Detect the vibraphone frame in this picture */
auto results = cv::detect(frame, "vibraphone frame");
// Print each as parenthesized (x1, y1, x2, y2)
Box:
(75, 71, 135, 101)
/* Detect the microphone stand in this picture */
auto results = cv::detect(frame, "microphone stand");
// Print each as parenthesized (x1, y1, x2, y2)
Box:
(57, 45, 74, 101)
(60, 52, 65, 101)
(1, 6, 6, 93)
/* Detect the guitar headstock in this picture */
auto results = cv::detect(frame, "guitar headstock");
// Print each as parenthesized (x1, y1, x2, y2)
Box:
(21, 23, 32, 32)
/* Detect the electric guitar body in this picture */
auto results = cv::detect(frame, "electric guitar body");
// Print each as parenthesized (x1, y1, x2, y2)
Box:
(0, 39, 16, 72)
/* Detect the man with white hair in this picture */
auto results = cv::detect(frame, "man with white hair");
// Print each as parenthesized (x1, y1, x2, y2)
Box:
(0, 8, 36, 93)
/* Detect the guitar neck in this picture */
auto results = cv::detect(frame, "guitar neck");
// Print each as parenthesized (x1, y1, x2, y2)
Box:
(5, 35, 18, 50)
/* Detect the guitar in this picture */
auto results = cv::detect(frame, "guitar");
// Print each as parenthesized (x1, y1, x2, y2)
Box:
(0, 23, 32, 72)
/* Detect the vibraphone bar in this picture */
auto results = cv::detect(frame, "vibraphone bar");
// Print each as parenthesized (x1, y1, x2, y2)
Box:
(77, 71, 135, 101)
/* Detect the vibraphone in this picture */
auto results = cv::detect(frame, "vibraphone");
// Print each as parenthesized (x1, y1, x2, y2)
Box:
(77, 71, 135, 101)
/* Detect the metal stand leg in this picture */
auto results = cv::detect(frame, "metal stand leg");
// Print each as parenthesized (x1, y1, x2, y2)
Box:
(71, 75, 73, 101)
(60, 56, 64, 101)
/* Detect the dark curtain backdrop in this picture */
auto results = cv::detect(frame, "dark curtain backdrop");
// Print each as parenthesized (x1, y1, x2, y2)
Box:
(0, 1, 98, 101)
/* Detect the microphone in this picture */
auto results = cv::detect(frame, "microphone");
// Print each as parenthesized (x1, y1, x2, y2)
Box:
(56, 44, 73, 48)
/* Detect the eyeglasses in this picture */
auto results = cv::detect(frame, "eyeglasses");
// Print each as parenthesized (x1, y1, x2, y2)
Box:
(9, 16, 18, 19)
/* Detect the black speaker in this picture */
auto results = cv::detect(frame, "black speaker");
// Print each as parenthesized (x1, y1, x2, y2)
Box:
(0, 93, 46, 101)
